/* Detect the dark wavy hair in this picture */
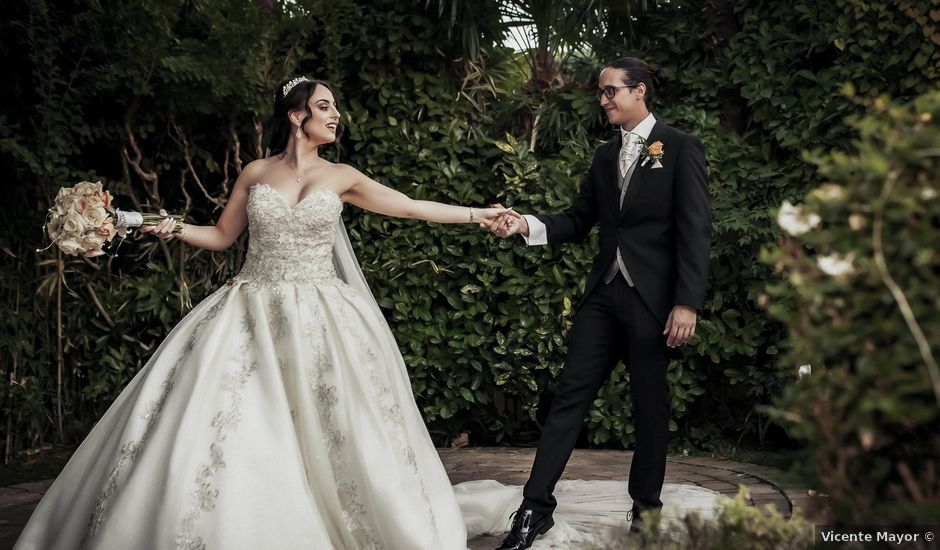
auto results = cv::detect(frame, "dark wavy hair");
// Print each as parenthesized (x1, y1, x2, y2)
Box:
(262, 77, 335, 157)
(605, 57, 668, 108)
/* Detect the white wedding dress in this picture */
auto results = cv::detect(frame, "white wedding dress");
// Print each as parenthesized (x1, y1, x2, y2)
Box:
(15, 183, 722, 550)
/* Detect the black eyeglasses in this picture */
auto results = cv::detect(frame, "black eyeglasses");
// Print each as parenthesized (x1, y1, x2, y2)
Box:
(597, 82, 640, 100)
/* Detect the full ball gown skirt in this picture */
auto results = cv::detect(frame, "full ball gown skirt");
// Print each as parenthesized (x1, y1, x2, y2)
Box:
(16, 185, 467, 549)
(15, 183, 723, 550)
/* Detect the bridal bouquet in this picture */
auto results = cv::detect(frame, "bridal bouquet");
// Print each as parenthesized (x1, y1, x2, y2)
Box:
(41, 181, 182, 258)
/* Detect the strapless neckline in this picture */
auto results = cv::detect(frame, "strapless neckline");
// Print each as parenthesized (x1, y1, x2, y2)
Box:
(250, 182, 342, 211)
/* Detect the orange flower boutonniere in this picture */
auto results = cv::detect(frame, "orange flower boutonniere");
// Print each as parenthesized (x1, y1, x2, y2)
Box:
(640, 140, 665, 169)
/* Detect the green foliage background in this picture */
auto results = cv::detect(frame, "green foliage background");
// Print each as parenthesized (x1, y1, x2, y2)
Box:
(0, 0, 936, 462)
(764, 92, 940, 524)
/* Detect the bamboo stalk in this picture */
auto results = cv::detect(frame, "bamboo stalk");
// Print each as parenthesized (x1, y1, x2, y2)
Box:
(3, 290, 16, 464)
(55, 250, 64, 442)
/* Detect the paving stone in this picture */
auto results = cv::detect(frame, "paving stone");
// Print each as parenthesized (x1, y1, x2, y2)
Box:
(0, 493, 41, 510)
(0, 447, 814, 550)
(741, 485, 783, 495)
(5, 482, 50, 494)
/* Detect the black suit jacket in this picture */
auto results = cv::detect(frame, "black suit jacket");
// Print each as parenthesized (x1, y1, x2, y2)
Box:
(535, 121, 711, 326)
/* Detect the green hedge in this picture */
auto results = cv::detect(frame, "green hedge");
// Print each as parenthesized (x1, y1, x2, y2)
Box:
(1, 0, 937, 460)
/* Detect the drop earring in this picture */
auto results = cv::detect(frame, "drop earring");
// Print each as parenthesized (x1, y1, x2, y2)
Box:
(295, 127, 302, 139)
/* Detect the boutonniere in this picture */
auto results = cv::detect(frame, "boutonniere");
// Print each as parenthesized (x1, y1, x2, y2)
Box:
(640, 140, 665, 169)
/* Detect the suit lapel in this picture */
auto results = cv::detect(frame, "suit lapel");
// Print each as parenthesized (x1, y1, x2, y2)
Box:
(600, 135, 623, 215)
(619, 121, 667, 220)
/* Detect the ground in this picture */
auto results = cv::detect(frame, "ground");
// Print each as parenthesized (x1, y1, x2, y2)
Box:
(0, 447, 814, 549)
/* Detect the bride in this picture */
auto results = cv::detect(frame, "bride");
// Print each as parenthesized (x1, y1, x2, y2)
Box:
(15, 76, 515, 550)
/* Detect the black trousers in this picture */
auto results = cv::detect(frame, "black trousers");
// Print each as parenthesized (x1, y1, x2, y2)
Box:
(521, 275, 670, 515)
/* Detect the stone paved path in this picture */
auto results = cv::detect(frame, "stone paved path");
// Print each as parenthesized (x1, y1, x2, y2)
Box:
(0, 448, 811, 550)
(443, 448, 812, 549)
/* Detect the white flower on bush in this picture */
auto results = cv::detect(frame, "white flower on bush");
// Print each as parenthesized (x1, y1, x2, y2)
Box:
(921, 187, 937, 200)
(777, 201, 821, 236)
(798, 364, 812, 378)
(817, 253, 856, 277)
(809, 184, 846, 202)
(848, 214, 867, 231)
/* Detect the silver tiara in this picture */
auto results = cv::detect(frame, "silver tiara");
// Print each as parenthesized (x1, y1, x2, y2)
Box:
(282, 76, 310, 97)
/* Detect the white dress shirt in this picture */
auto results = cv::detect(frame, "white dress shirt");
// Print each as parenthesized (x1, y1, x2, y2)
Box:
(522, 113, 657, 245)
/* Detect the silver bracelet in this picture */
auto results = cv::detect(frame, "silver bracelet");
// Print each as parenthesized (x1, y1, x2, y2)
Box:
(469, 207, 474, 223)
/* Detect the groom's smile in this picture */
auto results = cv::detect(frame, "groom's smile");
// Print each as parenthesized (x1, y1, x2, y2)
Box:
(597, 67, 648, 130)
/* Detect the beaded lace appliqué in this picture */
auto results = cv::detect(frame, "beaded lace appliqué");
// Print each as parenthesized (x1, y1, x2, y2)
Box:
(79, 293, 229, 549)
(233, 184, 345, 290)
(175, 313, 259, 549)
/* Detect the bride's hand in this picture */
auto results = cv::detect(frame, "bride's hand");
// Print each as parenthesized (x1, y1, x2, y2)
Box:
(475, 207, 520, 231)
(139, 209, 178, 240)
(485, 203, 526, 238)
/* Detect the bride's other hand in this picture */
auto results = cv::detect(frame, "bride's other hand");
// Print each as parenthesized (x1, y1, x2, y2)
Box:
(139, 209, 178, 239)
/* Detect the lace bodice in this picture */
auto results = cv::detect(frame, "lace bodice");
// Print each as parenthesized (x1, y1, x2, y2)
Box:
(234, 183, 344, 286)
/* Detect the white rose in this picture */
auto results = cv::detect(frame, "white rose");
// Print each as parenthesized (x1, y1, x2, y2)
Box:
(82, 206, 108, 227)
(817, 253, 855, 277)
(81, 233, 106, 253)
(777, 201, 821, 236)
(74, 181, 99, 196)
(62, 210, 86, 235)
(56, 238, 82, 255)
(56, 193, 80, 213)
(84, 195, 105, 209)
(56, 186, 73, 201)
(46, 216, 63, 238)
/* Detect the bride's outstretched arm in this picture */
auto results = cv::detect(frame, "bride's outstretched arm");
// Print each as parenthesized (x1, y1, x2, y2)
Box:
(141, 160, 263, 250)
(340, 165, 518, 228)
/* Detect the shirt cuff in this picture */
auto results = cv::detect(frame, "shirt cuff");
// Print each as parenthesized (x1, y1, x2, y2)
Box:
(522, 215, 548, 246)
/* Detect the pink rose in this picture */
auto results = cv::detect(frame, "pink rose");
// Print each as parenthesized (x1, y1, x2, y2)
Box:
(96, 221, 117, 241)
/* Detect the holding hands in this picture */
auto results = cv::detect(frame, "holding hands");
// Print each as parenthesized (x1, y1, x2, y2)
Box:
(474, 206, 522, 232)
(487, 203, 528, 238)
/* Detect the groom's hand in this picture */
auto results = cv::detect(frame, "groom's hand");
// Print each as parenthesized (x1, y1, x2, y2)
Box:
(663, 305, 697, 348)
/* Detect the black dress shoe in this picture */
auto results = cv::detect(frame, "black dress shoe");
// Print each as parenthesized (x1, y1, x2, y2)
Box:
(495, 508, 555, 550)
(627, 506, 643, 534)
(627, 503, 659, 534)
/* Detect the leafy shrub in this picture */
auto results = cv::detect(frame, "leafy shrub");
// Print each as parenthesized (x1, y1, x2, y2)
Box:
(595, 487, 814, 550)
(763, 91, 940, 524)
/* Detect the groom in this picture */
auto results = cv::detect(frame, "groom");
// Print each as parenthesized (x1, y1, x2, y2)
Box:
(491, 57, 711, 549)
